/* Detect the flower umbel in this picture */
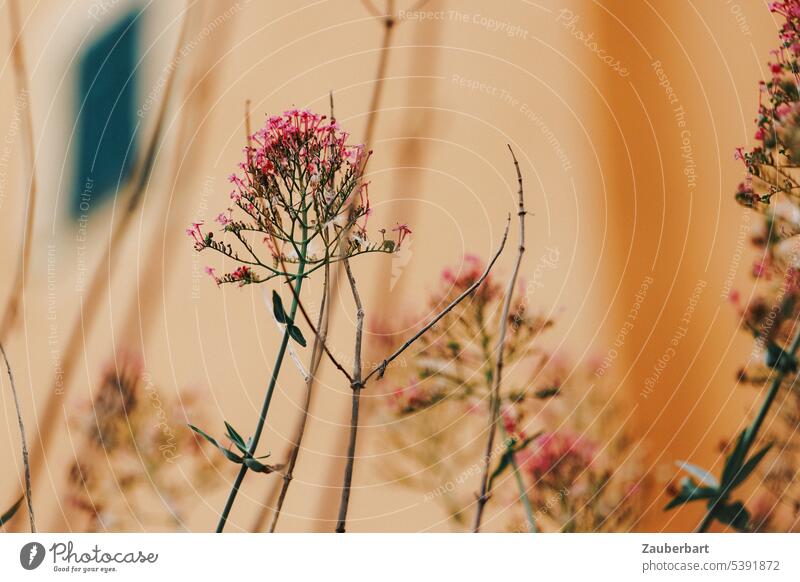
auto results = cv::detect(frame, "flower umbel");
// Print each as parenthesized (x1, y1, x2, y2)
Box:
(189, 109, 404, 287)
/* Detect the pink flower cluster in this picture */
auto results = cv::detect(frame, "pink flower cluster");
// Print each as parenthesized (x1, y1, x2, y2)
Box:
(439, 254, 500, 301)
(188, 109, 404, 288)
(231, 109, 367, 205)
(519, 431, 596, 488)
(735, 1, 800, 203)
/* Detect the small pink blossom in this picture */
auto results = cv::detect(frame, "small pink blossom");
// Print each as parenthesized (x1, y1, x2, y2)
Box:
(392, 223, 412, 247)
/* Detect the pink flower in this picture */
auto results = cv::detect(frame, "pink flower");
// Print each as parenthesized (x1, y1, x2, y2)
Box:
(392, 223, 412, 247)
(204, 266, 220, 285)
(752, 257, 771, 278)
(518, 431, 596, 488)
(186, 222, 205, 247)
(229, 266, 254, 286)
(776, 102, 792, 119)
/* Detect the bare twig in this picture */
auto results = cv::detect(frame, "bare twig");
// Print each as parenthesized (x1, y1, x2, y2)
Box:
(473, 145, 528, 533)
(363, 217, 511, 385)
(0, 343, 35, 532)
(359, 0, 382, 18)
(333, 217, 511, 532)
(311, 4, 402, 524)
(0, 0, 38, 343)
(362, 0, 396, 151)
(279, 278, 353, 383)
(336, 256, 366, 533)
(262, 258, 331, 532)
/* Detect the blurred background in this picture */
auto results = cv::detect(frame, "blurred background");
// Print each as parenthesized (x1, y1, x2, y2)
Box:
(0, 0, 782, 532)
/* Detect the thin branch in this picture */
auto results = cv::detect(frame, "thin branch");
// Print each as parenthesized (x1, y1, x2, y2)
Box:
(333, 216, 511, 532)
(259, 92, 341, 532)
(262, 258, 331, 532)
(279, 274, 353, 383)
(362, 0, 396, 151)
(336, 256, 366, 533)
(364, 216, 511, 384)
(0, 343, 35, 532)
(499, 423, 537, 532)
(360, 0, 382, 18)
(0, 0, 39, 343)
(473, 145, 528, 533)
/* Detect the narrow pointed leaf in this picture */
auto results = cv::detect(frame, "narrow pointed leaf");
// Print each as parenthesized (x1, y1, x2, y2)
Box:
(219, 447, 244, 464)
(664, 476, 718, 510)
(224, 421, 245, 446)
(715, 501, 750, 531)
(188, 424, 243, 464)
(272, 290, 288, 324)
(188, 424, 222, 449)
(730, 443, 773, 489)
(224, 421, 248, 454)
(721, 430, 748, 487)
(488, 450, 514, 491)
(0, 496, 23, 526)
(675, 461, 720, 489)
(288, 324, 307, 347)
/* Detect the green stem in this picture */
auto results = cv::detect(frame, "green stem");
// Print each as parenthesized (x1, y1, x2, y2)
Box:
(696, 325, 800, 532)
(498, 422, 536, 533)
(215, 222, 308, 533)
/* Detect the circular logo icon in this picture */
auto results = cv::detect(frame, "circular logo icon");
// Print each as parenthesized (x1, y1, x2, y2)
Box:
(19, 542, 46, 570)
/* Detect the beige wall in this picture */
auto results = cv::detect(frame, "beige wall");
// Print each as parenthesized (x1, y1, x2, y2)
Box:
(0, 0, 779, 531)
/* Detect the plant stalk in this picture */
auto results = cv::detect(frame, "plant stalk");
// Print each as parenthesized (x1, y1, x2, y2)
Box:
(1, 343, 35, 532)
(498, 422, 536, 533)
(473, 145, 527, 532)
(216, 226, 308, 533)
(696, 324, 800, 532)
(335, 256, 365, 533)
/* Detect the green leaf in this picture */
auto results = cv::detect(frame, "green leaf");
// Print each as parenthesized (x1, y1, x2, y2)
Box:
(381, 240, 396, 252)
(664, 476, 718, 511)
(272, 290, 288, 324)
(714, 501, 750, 531)
(765, 342, 798, 374)
(675, 461, 720, 489)
(488, 450, 514, 491)
(721, 430, 749, 488)
(0, 496, 23, 526)
(512, 432, 542, 454)
(224, 421, 248, 455)
(188, 424, 243, 464)
(188, 424, 222, 448)
(288, 324, 307, 347)
(730, 443, 773, 490)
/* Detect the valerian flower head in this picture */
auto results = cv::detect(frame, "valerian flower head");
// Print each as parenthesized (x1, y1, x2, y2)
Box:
(189, 109, 407, 287)
(722, 0, 800, 530)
